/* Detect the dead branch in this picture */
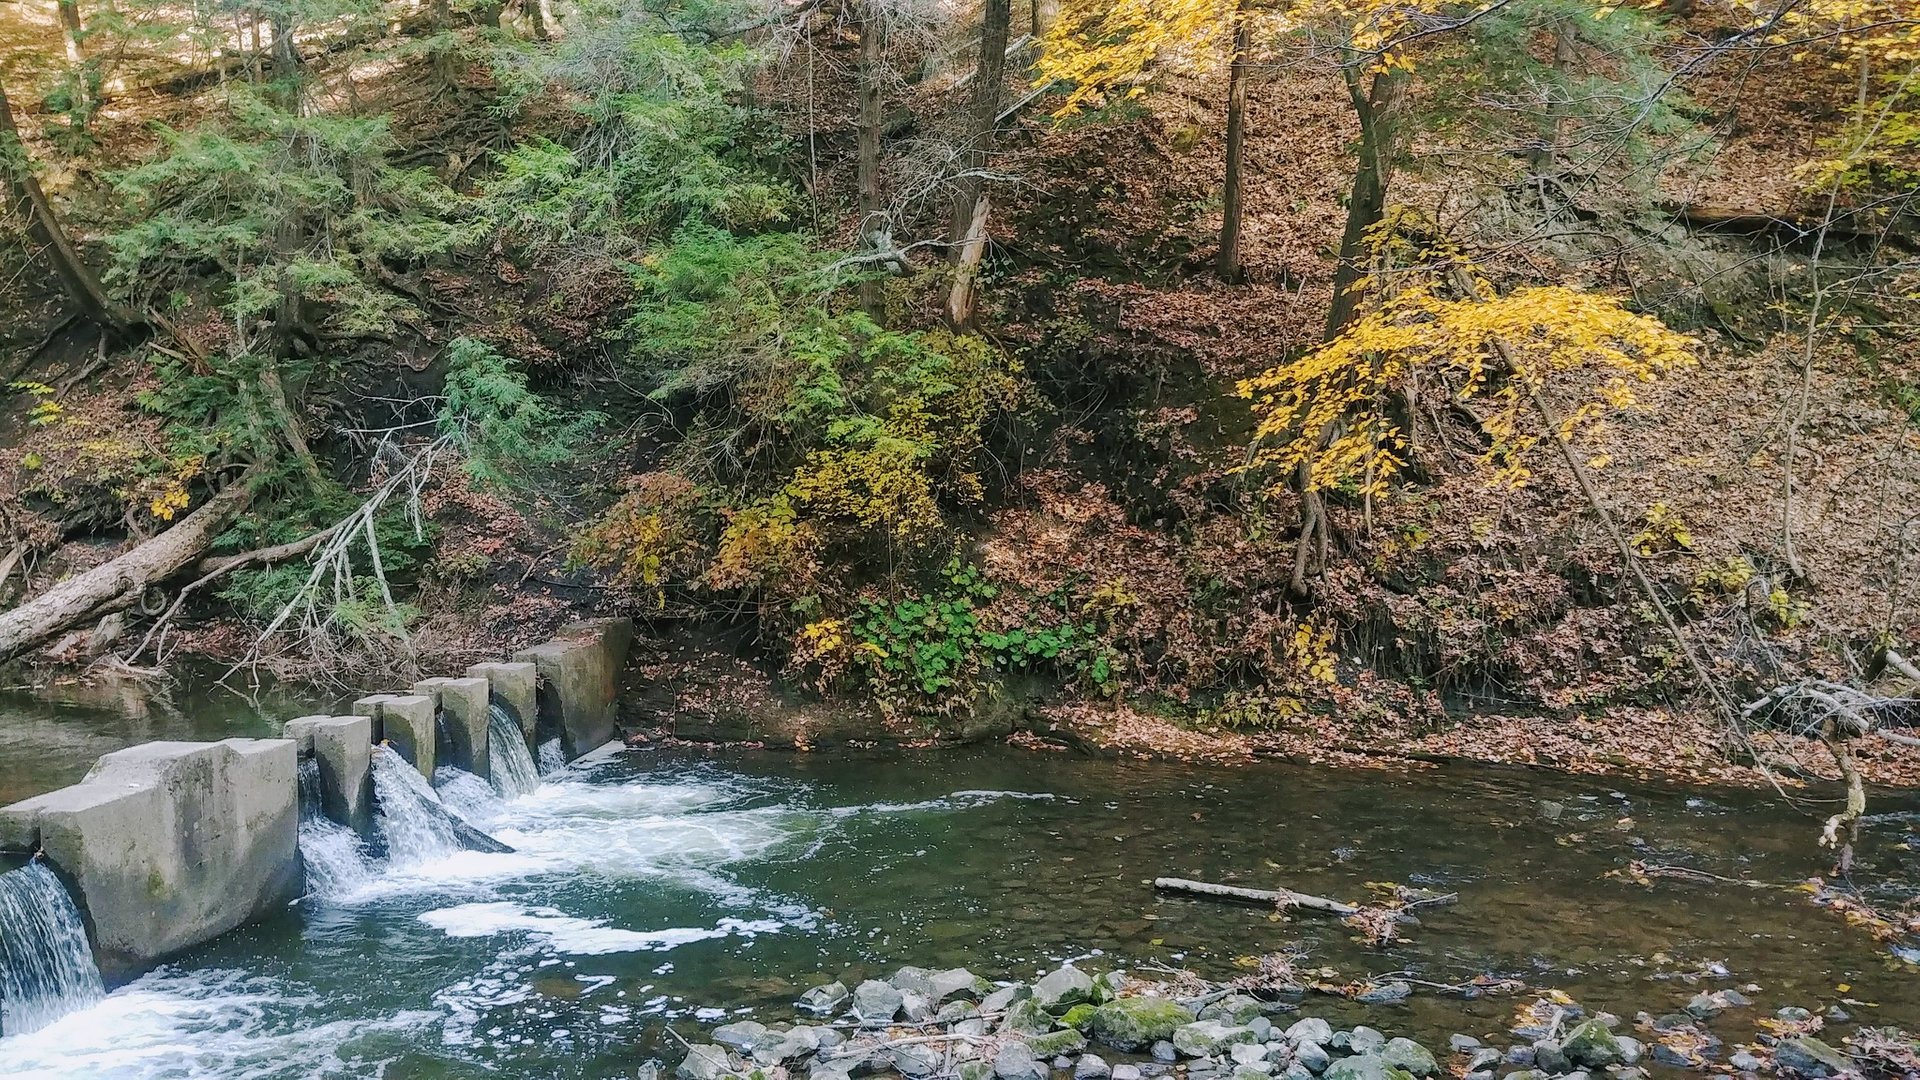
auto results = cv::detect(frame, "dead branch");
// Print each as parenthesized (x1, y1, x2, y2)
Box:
(1154, 877, 1359, 916)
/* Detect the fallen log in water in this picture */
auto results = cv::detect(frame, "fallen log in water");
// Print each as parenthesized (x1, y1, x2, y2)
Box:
(1153, 877, 1358, 916)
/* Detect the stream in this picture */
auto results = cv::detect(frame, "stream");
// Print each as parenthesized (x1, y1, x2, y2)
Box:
(0, 682, 1917, 1078)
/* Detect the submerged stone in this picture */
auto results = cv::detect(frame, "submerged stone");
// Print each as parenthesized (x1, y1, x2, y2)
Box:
(712, 1021, 771, 1054)
(1111, 1067, 1142, 1080)
(1773, 1038, 1853, 1078)
(1355, 982, 1412, 1005)
(1089, 998, 1198, 1052)
(1201, 995, 1269, 1025)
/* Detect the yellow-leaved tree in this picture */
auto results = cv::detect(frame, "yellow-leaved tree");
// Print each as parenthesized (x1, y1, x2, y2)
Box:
(1239, 227, 1696, 589)
(1761, 0, 1920, 194)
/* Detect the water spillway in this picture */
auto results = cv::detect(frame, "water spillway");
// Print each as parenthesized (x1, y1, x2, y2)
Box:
(296, 758, 373, 898)
(0, 861, 104, 1037)
(371, 747, 512, 864)
(487, 702, 540, 799)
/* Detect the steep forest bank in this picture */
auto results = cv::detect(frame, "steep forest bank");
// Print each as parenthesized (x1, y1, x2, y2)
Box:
(2, 0, 1918, 797)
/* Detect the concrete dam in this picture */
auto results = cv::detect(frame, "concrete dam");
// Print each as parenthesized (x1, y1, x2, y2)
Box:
(0, 617, 631, 1034)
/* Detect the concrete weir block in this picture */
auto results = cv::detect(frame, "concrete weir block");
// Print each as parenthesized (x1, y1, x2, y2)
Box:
(354, 693, 437, 777)
(414, 677, 490, 779)
(284, 714, 374, 834)
(513, 618, 633, 761)
(468, 661, 538, 747)
(0, 738, 300, 979)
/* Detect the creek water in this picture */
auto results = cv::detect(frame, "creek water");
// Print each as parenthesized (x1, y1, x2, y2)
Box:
(0, 682, 1917, 1079)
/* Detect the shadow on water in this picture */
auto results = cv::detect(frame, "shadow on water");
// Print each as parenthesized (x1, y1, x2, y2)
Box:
(0, 680, 1916, 1079)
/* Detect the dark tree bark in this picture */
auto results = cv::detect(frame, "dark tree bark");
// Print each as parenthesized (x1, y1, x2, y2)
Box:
(0, 80, 131, 332)
(1324, 65, 1408, 340)
(58, 0, 85, 62)
(947, 0, 1012, 327)
(1218, 0, 1251, 283)
(1529, 19, 1575, 177)
(856, 0, 886, 313)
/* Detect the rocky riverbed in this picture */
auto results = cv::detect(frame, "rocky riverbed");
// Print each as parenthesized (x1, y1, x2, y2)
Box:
(666, 965, 1919, 1080)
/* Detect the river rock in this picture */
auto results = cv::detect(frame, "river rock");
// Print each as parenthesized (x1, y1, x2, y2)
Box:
(901, 990, 935, 1023)
(1347, 1028, 1387, 1055)
(931, 968, 982, 1002)
(893, 1044, 943, 1076)
(1616, 1037, 1643, 1066)
(1467, 1049, 1502, 1073)
(1450, 1036, 1481, 1053)
(957, 1063, 994, 1080)
(1235, 1067, 1274, 1080)
(894, 966, 937, 997)
(983, 985, 1032, 1012)
(1076, 1054, 1113, 1080)
(1248, 1017, 1274, 1041)
(1029, 1029, 1091, 1057)
(1324, 1054, 1413, 1080)
(1773, 1038, 1853, 1078)
(1776, 1007, 1813, 1022)
(1284, 1065, 1316, 1080)
(678, 1046, 734, 1080)
(1824, 1006, 1851, 1023)
(940, 1000, 980, 1023)
(1036, 966, 1097, 1011)
(1175, 1022, 1260, 1057)
(1504, 1047, 1533, 1067)
(712, 1021, 772, 1054)
(1530, 1040, 1568, 1074)
(1730, 1051, 1764, 1073)
(1056, 1057, 1076, 1071)
(1152, 1041, 1179, 1062)
(955, 1017, 990, 1038)
(997, 1042, 1049, 1080)
(1088, 998, 1197, 1052)
(1202, 995, 1269, 1025)
(1287, 1019, 1334, 1048)
(799, 982, 851, 1014)
(1296, 1042, 1331, 1073)
(1111, 1066, 1142, 1080)
(1649, 1044, 1695, 1068)
(1355, 982, 1412, 1005)
(812, 1060, 857, 1080)
(1562, 1020, 1622, 1068)
(853, 979, 905, 1027)
(1004, 997, 1058, 1036)
(1233, 1043, 1274, 1066)
(1381, 1038, 1438, 1077)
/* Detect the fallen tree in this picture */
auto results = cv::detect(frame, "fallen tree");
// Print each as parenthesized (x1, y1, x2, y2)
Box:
(0, 467, 261, 666)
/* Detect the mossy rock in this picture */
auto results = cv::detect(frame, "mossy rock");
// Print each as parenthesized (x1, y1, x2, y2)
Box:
(1003, 997, 1058, 1036)
(1061, 1004, 1099, 1030)
(1087, 997, 1197, 1052)
(1028, 1029, 1090, 1057)
(1562, 1021, 1622, 1068)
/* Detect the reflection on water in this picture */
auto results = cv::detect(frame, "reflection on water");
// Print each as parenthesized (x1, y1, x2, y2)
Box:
(0, 670, 338, 804)
(1, 678, 1917, 1080)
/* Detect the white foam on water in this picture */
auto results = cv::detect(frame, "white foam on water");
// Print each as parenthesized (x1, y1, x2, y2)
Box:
(418, 902, 797, 955)
(434, 764, 508, 830)
(0, 967, 436, 1080)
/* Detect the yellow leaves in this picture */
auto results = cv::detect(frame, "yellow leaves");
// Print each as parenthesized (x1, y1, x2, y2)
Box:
(1239, 249, 1696, 500)
(1632, 501, 1692, 556)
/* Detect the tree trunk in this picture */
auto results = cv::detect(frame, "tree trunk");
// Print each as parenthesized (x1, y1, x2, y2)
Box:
(57, 0, 85, 63)
(0, 469, 261, 666)
(856, 0, 886, 313)
(0, 80, 131, 332)
(1325, 65, 1408, 340)
(1529, 19, 1574, 177)
(947, 191, 992, 326)
(1294, 62, 1408, 592)
(945, 0, 1012, 326)
(1217, 0, 1251, 283)
(1031, 0, 1059, 38)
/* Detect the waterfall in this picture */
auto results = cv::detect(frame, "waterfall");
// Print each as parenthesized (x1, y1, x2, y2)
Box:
(434, 766, 505, 831)
(371, 748, 514, 864)
(487, 703, 540, 799)
(295, 759, 372, 898)
(0, 862, 104, 1037)
(537, 738, 566, 777)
